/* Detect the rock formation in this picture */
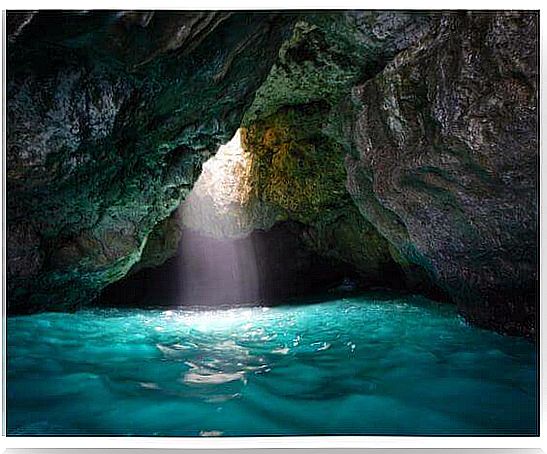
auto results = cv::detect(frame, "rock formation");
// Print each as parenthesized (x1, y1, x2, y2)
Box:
(234, 11, 538, 336)
(6, 11, 538, 337)
(343, 12, 538, 336)
(6, 11, 296, 312)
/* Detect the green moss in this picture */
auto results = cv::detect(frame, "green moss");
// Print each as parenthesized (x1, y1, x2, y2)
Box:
(242, 103, 348, 225)
(242, 18, 368, 126)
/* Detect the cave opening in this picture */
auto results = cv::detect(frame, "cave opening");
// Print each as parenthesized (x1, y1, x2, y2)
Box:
(98, 128, 367, 309)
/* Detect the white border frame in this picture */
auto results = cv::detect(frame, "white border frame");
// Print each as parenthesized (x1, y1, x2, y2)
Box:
(1, 0, 544, 450)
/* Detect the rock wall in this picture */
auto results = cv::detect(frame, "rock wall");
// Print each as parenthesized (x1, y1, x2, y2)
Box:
(231, 12, 444, 295)
(6, 11, 296, 312)
(240, 106, 405, 288)
(92, 11, 462, 308)
(343, 11, 538, 336)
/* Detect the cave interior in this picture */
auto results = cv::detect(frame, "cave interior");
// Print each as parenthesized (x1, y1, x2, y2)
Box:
(6, 10, 538, 338)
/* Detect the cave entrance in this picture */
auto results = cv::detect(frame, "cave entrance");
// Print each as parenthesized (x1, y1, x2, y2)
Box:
(98, 130, 356, 309)
(177, 129, 260, 307)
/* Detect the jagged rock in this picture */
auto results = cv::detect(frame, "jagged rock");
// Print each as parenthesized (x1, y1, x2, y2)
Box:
(244, 12, 435, 124)
(6, 11, 296, 312)
(344, 11, 538, 336)
(129, 209, 184, 275)
(233, 12, 441, 292)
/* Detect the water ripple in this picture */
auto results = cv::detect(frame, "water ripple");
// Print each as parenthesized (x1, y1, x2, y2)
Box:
(7, 292, 537, 436)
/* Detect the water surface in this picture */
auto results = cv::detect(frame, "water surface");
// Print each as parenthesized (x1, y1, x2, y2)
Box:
(7, 293, 537, 436)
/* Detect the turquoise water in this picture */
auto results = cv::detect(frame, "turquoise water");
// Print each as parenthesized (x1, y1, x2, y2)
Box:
(7, 293, 537, 436)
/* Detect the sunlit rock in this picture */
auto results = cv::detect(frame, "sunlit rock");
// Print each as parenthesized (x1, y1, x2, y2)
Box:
(181, 130, 282, 239)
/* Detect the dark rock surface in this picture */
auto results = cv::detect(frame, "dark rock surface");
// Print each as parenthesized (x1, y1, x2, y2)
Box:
(6, 11, 295, 312)
(343, 11, 538, 336)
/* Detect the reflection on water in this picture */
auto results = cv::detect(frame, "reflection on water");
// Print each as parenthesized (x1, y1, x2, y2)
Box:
(7, 293, 537, 436)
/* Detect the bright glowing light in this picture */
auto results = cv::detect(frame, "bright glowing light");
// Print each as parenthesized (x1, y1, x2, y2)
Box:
(165, 307, 257, 332)
(181, 128, 276, 239)
(176, 129, 262, 308)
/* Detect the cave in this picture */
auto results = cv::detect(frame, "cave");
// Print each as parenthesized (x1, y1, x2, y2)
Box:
(5, 10, 539, 437)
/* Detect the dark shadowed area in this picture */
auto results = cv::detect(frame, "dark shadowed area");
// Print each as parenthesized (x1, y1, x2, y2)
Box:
(97, 223, 359, 308)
